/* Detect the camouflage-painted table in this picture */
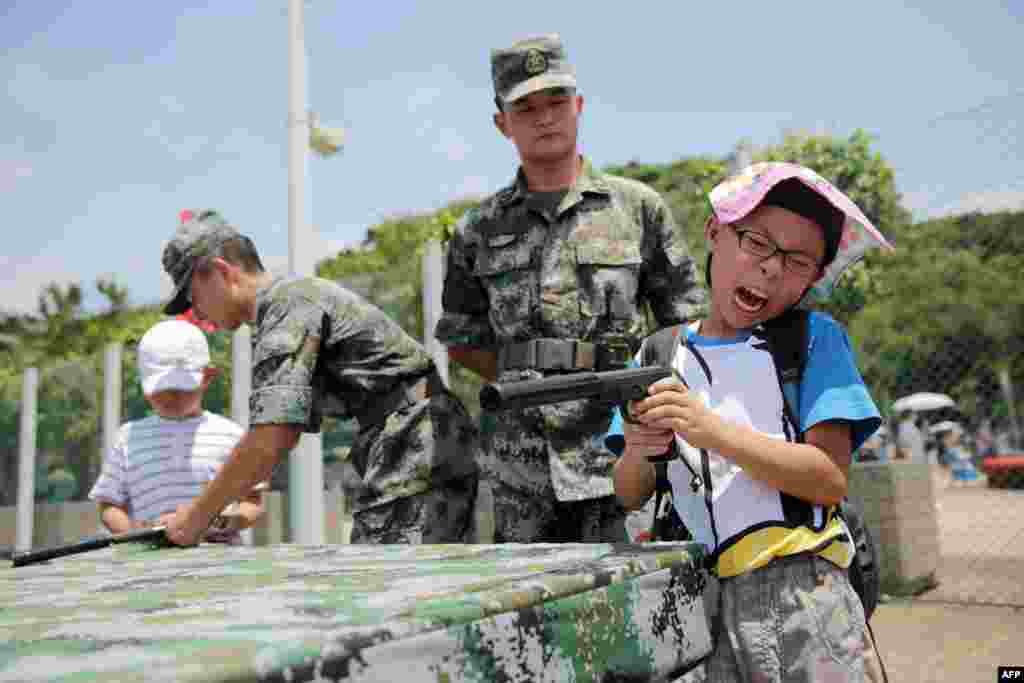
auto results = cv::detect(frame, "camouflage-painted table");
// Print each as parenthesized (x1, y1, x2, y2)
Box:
(1, 542, 711, 682)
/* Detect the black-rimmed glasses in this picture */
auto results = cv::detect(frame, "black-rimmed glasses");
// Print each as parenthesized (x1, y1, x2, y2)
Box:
(731, 225, 821, 277)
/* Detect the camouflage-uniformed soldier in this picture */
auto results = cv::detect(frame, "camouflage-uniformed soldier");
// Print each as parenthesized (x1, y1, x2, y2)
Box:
(436, 35, 704, 543)
(158, 210, 479, 546)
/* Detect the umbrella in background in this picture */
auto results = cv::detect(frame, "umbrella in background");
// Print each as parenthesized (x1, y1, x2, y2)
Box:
(929, 420, 962, 436)
(892, 392, 956, 413)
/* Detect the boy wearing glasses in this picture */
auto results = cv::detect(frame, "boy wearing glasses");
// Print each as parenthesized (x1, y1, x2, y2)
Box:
(611, 163, 889, 681)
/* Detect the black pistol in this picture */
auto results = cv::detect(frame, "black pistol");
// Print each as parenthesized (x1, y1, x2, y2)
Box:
(479, 365, 674, 413)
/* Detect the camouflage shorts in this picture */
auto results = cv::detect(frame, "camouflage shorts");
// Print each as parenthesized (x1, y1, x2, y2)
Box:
(680, 553, 884, 682)
(349, 475, 477, 545)
(487, 479, 628, 544)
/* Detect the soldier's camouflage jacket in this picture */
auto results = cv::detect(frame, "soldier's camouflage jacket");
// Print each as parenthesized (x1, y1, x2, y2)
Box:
(436, 159, 705, 501)
(251, 275, 478, 512)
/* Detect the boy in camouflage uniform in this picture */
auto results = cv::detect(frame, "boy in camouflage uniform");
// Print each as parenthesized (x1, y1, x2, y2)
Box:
(159, 210, 479, 546)
(435, 35, 704, 543)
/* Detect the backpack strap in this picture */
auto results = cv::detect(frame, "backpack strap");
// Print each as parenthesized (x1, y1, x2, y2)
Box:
(640, 324, 685, 369)
(638, 325, 684, 541)
(757, 308, 810, 442)
(758, 309, 815, 528)
(641, 325, 685, 480)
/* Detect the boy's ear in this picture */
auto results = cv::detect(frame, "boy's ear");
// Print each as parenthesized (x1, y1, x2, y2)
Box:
(493, 111, 509, 138)
(704, 216, 721, 244)
(212, 256, 235, 281)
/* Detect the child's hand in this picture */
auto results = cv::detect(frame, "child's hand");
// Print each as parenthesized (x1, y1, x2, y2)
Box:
(622, 398, 676, 460)
(632, 380, 724, 451)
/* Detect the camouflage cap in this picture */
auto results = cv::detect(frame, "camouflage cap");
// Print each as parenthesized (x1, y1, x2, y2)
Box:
(491, 34, 576, 106)
(161, 210, 242, 315)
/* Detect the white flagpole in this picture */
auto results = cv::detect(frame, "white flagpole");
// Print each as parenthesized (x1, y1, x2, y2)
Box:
(287, 0, 324, 545)
(15, 368, 39, 552)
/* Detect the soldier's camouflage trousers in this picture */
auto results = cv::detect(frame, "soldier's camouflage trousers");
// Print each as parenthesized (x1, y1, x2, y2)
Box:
(485, 478, 629, 544)
(350, 474, 478, 545)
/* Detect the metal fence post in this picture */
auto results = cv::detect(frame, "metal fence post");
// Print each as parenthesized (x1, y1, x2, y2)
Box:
(15, 367, 39, 552)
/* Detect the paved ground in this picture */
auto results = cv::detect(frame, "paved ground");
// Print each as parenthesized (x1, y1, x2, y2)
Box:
(868, 482, 1024, 682)
(871, 601, 1024, 683)
(919, 485, 1024, 606)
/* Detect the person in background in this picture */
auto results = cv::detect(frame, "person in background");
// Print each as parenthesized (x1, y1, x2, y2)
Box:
(894, 410, 927, 462)
(89, 319, 264, 543)
(933, 421, 980, 486)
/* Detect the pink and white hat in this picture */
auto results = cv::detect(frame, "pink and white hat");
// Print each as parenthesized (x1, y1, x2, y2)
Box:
(708, 162, 895, 302)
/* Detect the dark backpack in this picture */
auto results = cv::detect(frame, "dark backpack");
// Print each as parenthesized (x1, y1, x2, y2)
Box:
(639, 309, 881, 621)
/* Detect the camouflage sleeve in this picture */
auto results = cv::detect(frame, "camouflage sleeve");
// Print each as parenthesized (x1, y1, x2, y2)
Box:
(434, 213, 496, 348)
(640, 193, 706, 326)
(250, 292, 325, 432)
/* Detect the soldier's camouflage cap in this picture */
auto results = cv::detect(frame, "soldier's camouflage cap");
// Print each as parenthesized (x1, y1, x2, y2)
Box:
(491, 34, 576, 105)
(161, 210, 242, 315)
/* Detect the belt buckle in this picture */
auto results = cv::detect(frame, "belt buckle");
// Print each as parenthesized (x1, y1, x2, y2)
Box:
(598, 341, 631, 370)
(498, 343, 529, 372)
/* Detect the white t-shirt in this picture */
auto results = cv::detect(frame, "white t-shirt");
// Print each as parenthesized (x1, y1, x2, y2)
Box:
(605, 312, 882, 576)
(89, 411, 246, 530)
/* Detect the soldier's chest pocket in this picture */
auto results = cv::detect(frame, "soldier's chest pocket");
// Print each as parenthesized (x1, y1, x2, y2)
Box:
(473, 241, 537, 324)
(575, 240, 642, 320)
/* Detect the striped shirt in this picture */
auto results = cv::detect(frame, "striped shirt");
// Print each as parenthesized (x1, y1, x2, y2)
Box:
(89, 411, 246, 530)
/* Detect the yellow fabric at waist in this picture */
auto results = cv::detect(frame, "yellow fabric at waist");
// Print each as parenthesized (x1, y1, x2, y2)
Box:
(714, 516, 853, 579)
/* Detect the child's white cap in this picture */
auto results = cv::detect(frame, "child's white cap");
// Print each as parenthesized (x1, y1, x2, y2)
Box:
(137, 320, 210, 395)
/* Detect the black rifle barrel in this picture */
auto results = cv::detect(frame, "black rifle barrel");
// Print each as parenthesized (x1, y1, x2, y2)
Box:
(11, 526, 168, 568)
(480, 366, 673, 412)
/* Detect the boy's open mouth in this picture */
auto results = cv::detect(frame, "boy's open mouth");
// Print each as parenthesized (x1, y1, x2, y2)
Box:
(734, 286, 768, 313)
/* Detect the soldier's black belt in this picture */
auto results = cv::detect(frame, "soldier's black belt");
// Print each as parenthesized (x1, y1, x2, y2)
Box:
(497, 339, 631, 373)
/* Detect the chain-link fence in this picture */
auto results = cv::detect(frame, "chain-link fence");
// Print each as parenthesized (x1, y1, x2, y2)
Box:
(0, 334, 361, 516)
(0, 350, 105, 509)
(857, 333, 1023, 477)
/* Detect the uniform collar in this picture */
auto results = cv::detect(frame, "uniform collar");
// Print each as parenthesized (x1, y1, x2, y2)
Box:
(495, 156, 612, 210)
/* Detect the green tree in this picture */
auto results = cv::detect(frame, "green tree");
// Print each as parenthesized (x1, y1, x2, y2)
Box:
(851, 210, 1024, 437)
(0, 278, 167, 503)
(605, 156, 729, 285)
(755, 129, 912, 233)
(317, 199, 484, 413)
(752, 130, 911, 326)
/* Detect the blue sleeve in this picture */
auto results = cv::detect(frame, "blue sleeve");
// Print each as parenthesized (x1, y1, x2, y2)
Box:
(605, 409, 625, 456)
(603, 353, 642, 456)
(800, 313, 881, 452)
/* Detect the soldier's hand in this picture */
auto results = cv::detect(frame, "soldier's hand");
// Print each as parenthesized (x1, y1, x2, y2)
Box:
(164, 503, 207, 547)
